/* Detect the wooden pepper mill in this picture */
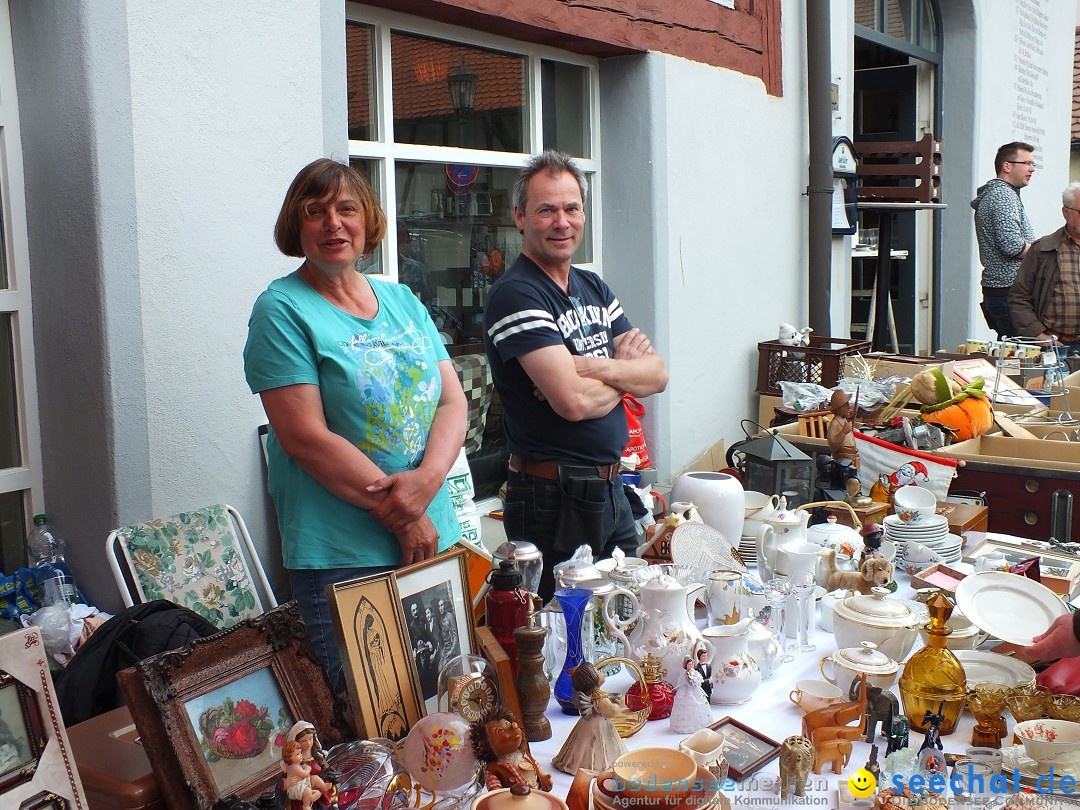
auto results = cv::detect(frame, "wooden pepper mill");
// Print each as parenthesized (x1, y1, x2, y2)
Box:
(514, 625, 551, 741)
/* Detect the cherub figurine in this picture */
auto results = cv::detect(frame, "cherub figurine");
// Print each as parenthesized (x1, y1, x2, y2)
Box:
(282, 741, 330, 810)
(669, 657, 713, 734)
(470, 708, 553, 792)
(551, 662, 629, 774)
(282, 721, 335, 809)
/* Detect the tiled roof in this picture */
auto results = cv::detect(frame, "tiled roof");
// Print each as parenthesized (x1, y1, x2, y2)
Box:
(391, 33, 525, 120)
(1073, 26, 1080, 143)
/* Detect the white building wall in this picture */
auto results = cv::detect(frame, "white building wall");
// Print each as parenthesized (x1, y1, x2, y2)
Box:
(939, 0, 1076, 350)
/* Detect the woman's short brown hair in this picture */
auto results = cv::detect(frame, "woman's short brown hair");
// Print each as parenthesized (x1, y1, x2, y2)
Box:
(274, 158, 387, 258)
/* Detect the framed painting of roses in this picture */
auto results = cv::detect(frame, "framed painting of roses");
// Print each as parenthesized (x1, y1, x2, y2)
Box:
(117, 602, 345, 810)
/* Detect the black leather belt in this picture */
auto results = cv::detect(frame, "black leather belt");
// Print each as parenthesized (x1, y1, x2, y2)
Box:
(508, 454, 619, 482)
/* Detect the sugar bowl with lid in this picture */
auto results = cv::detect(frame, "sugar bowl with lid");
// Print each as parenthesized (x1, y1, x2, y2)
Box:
(830, 586, 922, 662)
(819, 641, 900, 696)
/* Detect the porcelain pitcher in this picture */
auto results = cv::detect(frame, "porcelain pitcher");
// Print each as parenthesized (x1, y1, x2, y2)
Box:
(602, 570, 706, 679)
(701, 619, 761, 705)
(755, 509, 809, 581)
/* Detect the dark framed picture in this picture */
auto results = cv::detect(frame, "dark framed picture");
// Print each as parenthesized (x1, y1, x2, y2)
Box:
(0, 673, 46, 795)
(19, 792, 68, 810)
(396, 548, 477, 715)
(0, 628, 86, 807)
(328, 571, 423, 742)
(709, 717, 781, 781)
(118, 602, 342, 810)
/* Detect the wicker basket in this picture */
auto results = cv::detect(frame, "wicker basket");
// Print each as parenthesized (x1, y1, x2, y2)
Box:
(595, 656, 650, 738)
(198, 706, 270, 760)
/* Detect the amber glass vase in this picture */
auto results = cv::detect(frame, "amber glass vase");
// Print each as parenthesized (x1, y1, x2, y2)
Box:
(898, 593, 967, 735)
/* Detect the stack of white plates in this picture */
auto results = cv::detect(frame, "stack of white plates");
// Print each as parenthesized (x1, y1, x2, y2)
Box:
(883, 514, 963, 563)
(738, 534, 757, 566)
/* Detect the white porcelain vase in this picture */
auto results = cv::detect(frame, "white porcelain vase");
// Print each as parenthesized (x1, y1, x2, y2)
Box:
(670, 472, 745, 545)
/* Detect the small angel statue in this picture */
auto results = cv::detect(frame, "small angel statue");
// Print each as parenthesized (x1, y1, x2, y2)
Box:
(551, 662, 629, 774)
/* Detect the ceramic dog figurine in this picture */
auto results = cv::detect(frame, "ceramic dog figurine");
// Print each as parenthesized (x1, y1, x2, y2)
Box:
(825, 554, 893, 594)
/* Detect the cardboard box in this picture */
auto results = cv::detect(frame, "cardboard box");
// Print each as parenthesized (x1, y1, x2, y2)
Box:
(946, 435, 1080, 472)
(681, 438, 727, 474)
(864, 352, 954, 382)
(1000, 412, 1080, 441)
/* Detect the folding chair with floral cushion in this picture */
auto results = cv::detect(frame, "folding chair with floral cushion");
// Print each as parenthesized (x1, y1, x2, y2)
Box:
(105, 503, 276, 628)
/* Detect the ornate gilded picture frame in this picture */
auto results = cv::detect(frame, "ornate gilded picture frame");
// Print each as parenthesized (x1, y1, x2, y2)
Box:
(118, 601, 342, 810)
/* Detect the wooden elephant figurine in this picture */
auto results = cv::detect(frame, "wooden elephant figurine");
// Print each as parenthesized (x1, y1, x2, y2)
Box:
(779, 735, 815, 800)
(849, 679, 900, 743)
(812, 737, 852, 775)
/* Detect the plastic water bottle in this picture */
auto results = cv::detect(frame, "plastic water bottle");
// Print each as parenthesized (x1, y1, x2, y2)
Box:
(26, 514, 66, 567)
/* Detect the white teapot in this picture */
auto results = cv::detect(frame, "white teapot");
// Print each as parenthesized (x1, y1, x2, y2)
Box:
(602, 564, 707, 678)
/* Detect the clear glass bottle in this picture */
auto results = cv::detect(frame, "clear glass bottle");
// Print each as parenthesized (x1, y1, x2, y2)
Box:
(898, 593, 967, 735)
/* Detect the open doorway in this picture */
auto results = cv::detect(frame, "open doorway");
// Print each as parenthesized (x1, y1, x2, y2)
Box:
(851, 0, 941, 354)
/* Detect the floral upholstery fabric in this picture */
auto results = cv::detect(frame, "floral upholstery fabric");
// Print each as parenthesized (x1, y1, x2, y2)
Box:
(117, 504, 261, 628)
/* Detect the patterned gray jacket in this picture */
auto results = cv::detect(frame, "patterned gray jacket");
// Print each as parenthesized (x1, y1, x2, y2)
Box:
(971, 178, 1034, 288)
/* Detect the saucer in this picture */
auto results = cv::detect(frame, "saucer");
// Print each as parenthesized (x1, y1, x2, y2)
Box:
(592, 766, 720, 810)
(1001, 743, 1080, 791)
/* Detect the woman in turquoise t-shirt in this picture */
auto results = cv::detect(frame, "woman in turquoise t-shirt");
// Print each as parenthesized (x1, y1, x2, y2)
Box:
(244, 159, 466, 687)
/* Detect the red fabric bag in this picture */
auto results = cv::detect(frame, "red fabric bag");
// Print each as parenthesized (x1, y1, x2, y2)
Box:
(622, 395, 652, 469)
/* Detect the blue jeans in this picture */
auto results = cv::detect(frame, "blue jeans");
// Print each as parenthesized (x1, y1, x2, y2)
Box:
(980, 288, 1015, 339)
(290, 565, 393, 692)
(503, 466, 639, 601)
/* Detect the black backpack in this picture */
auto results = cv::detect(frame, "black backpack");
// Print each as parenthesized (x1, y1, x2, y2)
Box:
(54, 599, 220, 725)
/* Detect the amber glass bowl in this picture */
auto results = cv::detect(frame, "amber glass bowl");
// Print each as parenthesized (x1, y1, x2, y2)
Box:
(1048, 694, 1080, 723)
(1006, 685, 1051, 723)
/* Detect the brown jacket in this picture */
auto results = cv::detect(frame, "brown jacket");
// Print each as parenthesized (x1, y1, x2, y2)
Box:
(1009, 226, 1068, 337)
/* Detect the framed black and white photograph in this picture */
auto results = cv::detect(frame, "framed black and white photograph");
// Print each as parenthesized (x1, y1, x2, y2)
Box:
(396, 548, 476, 714)
(710, 717, 781, 781)
(0, 672, 45, 794)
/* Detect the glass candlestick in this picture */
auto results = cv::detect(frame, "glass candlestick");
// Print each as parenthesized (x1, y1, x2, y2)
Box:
(791, 570, 816, 653)
(763, 577, 793, 664)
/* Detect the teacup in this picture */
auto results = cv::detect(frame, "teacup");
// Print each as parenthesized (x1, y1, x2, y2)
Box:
(893, 486, 936, 523)
(788, 679, 845, 713)
(595, 747, 697, 807)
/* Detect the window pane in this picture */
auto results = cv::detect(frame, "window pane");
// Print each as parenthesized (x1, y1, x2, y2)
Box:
(886, 0, 913, 43)
(391, 33, 526, 152)
(915, 1, 937, 51)
(0, 490, 26, 573)
(346, 23, 376, 141)
(541, 60, 589, 158)
(394, 161, 594, 345)
(349, 157, 384, 276)
(0, 314, 21, 470)
(854, 0, 881, 30)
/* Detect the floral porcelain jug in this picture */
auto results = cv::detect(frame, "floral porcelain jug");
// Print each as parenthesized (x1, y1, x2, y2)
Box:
(755, 509, 809, 581)
(701, 619, 761, 705)
(745, 619, 783, 679)
(602, 566, 707, 679)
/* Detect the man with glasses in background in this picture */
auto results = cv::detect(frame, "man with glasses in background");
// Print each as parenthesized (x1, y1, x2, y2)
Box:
(484, 151, 668, 600)
(1009, 182, 1080, 351)
(971, 142, 1037, 338)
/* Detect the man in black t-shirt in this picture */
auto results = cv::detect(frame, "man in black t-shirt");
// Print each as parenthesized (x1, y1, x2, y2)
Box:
(484, 151, 669, 599)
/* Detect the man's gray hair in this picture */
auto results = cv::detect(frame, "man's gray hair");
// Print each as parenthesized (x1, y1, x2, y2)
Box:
(512, 150, 588, 214)
(1064, 182, 1080, 208)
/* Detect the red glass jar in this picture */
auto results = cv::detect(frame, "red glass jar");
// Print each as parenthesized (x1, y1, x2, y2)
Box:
(624, 653, 675, 720)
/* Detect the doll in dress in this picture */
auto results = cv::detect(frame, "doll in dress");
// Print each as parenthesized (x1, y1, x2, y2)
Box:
(670, 657, 713, 734)
(551, 662, 629, 774)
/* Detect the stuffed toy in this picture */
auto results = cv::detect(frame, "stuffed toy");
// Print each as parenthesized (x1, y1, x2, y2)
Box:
(908, 368, 993, 442)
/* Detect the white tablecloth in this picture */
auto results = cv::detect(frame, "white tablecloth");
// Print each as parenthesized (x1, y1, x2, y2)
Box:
(527, 580, 982, 807)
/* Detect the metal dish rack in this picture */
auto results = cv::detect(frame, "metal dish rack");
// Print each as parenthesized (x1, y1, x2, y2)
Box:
(991, 336, 1077, 431)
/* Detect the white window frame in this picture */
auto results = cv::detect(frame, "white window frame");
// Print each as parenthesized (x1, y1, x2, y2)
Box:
(345, 4, 602, 283)
(0, 6, 44, 524)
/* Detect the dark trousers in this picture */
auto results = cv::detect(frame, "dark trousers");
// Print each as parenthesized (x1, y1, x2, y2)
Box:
(290, 564, 394, 692)
(981, 286, 1015, 339)
(503, 466, 639, 601)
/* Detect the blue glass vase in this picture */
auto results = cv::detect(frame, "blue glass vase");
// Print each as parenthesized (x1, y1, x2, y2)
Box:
(554, 587, 592, 714)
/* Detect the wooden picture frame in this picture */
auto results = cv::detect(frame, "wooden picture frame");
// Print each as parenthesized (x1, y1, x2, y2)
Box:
(19, 792, 68, 810)
(0, 672, 47, 795)
(328, 571, 423, 742)
(708, 717, 781, 781)
(395, 548, 477, 716)
(118, 602, 342, 810)
(475, 626, 524, 731)
(0, 628, 86, 810)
